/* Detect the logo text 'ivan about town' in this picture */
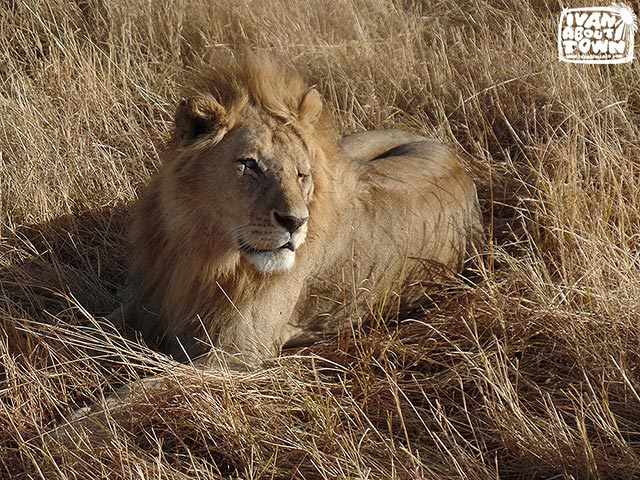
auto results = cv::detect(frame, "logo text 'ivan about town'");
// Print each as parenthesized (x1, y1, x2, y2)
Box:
(558, 4, 637, 64)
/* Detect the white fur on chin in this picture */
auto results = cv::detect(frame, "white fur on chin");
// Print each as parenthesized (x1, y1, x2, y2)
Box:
(246, 249, 295, 273)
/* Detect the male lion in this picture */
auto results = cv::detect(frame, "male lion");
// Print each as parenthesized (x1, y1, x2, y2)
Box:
(117, 53, 482, 368)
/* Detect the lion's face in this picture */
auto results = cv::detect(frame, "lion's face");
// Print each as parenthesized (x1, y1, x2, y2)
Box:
(227, 110, 314, 274)
(172, 105, 316, 274)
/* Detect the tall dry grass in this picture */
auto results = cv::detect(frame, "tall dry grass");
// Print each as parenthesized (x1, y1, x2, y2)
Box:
(1, 0, 639, 478)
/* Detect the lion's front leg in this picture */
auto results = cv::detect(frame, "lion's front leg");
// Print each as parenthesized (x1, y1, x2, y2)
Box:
(197, 277, 307, 369)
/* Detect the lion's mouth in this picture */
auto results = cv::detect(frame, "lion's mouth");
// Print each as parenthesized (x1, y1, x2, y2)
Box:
(238, 238, 295, 254)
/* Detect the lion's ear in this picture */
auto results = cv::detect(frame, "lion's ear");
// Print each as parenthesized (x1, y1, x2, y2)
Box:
(298, 88, 323, 126)
(175, 95, 227, 141)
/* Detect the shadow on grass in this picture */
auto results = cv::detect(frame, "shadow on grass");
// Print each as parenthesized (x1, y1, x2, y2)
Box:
(0, 204, 132, 356)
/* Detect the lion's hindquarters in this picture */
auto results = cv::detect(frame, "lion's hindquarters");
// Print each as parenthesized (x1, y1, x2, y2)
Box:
(363, 141, 479, 265)
(289, 140, 482, 343)
(351, 142, 479, 301)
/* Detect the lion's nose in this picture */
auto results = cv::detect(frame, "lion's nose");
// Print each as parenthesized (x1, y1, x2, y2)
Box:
(273, 211, 308, 233)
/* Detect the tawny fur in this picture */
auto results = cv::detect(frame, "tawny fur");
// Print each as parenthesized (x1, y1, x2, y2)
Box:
(118, 52, 483, 367)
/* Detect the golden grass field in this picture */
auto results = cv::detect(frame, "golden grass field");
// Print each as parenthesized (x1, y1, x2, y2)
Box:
(1, 0, 639, 478)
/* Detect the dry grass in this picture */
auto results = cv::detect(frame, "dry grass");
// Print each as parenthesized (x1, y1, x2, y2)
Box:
(1, 0, 640, 478)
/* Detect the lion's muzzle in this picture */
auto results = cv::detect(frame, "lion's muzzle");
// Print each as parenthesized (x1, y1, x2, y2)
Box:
(236, 217, 308, 274)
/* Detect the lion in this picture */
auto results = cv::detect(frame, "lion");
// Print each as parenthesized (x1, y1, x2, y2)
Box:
(44, 53, 483, 444)
(115, 52, 483, 368)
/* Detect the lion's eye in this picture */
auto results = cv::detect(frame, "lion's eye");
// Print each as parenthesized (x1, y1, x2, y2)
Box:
(297, 171, 310, 181)
(237, 158, 261, 176)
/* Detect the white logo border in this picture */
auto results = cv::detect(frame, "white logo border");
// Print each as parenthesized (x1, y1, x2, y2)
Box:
(558, 5, 637, 65)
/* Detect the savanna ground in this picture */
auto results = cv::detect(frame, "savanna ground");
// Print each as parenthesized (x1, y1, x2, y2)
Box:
(1, 0, 639, 478)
